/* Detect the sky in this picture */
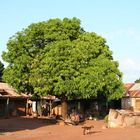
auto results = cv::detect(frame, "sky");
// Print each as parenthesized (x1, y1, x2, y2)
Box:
(0, 0, 140, 83)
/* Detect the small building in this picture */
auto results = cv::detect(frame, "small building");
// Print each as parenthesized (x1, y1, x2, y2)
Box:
(0, 82, 28, 117)
(0, 82, 109, 119)
(0, 82, 56, 118)
(122, 83, 140, 112)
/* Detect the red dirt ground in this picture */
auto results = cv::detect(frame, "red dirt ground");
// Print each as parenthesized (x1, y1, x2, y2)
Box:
(0, 117, 140, 140)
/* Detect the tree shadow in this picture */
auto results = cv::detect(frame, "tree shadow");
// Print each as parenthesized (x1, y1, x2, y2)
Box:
(0, 117, 58, 133)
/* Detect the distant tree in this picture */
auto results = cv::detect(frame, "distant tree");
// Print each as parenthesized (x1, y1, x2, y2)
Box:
(135, 78, 140, 83)
(2, 18, 124, 118)
(0, 61, 4, 82)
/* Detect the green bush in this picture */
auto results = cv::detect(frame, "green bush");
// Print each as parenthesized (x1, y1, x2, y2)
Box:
(104, 115, 108, 123)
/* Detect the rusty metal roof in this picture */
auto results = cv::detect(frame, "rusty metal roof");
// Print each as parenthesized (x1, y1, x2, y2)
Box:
(124, 83, 140, 98)
(128, 90, 140, 97)
(0, 82, 28, 99)
(124, 83, 135, 91)
(129, 83, 140, 91)
(0, 82, 21, 96)
(0, 82, 56, 100)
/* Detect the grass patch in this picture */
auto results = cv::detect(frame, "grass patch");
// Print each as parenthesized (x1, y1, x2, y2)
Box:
(0, 132, 6, 135)
(104, 115, 108, 123)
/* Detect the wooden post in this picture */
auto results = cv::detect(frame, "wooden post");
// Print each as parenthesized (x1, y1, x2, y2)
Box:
(32, 101, 38, 118)
(49, 100, 52, 117)
(78, 101, 81, 111)
(26, 99, 29, 116)
(5, 97, 9, 118)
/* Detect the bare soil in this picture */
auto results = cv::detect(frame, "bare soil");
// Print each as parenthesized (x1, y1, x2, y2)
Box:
(0, 117, 140, 140)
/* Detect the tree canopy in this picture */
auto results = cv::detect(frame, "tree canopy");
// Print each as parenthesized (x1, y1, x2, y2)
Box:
(2, 17, 124, 100)
(135, 78, 140, 83)
(0, 61, 4, 82)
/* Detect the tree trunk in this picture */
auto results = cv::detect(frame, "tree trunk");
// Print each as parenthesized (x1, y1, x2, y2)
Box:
(61, 100, 68, 119)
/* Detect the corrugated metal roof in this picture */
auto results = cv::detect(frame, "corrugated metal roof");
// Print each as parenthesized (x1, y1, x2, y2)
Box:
(128, 91, 140, 97)
(0, 82, 56, 100)
(124, 83, 134, 91)
(124, 83, 140, 98)
(129, 83, 140, 91)
(41, 95, 56, 100)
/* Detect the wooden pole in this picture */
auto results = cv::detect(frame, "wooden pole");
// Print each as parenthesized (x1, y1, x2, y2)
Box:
(26, 99, 29, 116)
(49, 100, 52, 117)
(5, 97, 9, 118)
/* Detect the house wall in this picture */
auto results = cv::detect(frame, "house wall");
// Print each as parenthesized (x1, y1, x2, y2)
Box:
(14, 100, 27, 116)
(0, 98, 27, 117)
(51, 105, 62, 116)
(131, 98, 135, 109)
(0, 99, 6, 117)
(49, 99, 109, 118)
(122, 97, 140, 112)
(121, 98, 131, 109)
(133, 98, 140, 112)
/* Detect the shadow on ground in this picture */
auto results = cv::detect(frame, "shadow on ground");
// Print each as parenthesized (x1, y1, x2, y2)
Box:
(88, 130, 102, 135)
(0, 117, 57, 133)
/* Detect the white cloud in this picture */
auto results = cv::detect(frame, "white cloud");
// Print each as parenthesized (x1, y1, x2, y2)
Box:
(119, 58, 140, 83)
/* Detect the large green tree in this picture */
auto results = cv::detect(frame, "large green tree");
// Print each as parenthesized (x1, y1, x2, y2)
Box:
(31, 33, 123, 100)
(2, 18, 124, 118)
(2, 21, 47, 93)
(0, 61, 4, 82)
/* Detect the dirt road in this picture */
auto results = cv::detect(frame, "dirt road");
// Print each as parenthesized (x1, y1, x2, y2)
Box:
(0, 117, 140, 140)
